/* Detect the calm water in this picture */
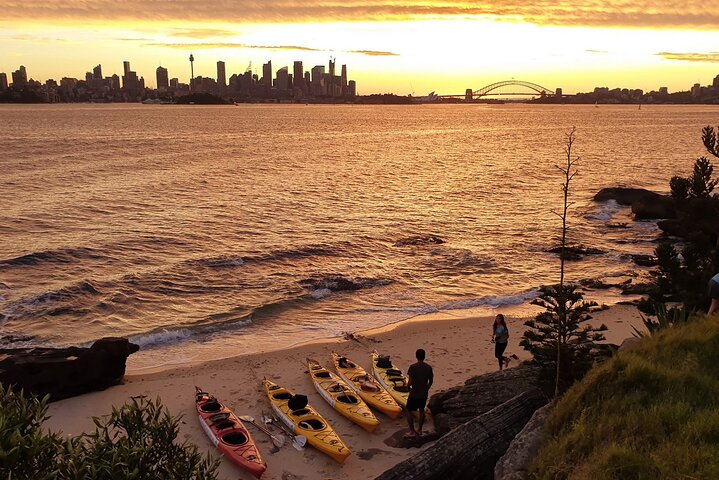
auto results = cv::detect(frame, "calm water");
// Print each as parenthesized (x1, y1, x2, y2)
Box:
(1, 103, 716, 369)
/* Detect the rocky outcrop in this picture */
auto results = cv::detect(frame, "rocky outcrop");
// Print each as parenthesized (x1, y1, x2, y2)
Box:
(376, 391, 548, 480)
(547, 245, 605, 260)
(429, 363, 545, 435)
(593, 187, 676, 220)
(0, 337, 139, 401)
(494, 402, 553, 480)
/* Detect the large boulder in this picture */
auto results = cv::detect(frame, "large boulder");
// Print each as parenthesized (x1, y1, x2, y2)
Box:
(429, 363, 544, 435)
(494, 402, 553, 480)
(0, 337, 139, 401)
(593, 187, 676, 219)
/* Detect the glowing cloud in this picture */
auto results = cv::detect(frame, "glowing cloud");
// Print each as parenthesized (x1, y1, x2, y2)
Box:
(0, 1, 717, 30)
(656, 51, 719, 62)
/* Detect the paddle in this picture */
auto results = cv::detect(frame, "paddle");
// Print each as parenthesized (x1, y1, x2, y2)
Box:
(260, 413, 307, 451)
(239, 415, 286, 448)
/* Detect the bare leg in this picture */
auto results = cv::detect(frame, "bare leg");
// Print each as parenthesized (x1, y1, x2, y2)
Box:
(405, 409, 417, 438)
(498, 357, 503, 371)
(709, 298, 719, 316)
(417, 409, 426, 435)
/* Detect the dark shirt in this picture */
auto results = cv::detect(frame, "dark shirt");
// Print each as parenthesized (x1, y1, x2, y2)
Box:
(407, 361, 433, 399)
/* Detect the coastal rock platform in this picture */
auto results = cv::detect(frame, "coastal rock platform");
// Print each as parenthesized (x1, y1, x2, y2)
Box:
(0, 337, 139, 401)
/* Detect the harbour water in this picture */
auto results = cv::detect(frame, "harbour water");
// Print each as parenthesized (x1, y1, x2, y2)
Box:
(1, 103, 717, 369)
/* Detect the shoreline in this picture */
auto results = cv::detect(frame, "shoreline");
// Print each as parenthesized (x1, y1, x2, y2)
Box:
(45, 304, 644, 480)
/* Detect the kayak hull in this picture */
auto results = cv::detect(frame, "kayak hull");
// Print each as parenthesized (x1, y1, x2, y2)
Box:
(371, 352, 410, 409)
(331, 352, 402, 419)
(195, 388, 266, 478)
(307, 358, 380, 433)
(262, 379, 351, 463)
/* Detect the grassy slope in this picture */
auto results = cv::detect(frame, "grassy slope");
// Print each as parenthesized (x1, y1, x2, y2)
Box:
(528, 315, 719, 480)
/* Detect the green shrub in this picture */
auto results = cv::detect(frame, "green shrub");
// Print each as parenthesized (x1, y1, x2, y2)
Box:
(0, 388, 219, 479)
(528, 315, 719, 479)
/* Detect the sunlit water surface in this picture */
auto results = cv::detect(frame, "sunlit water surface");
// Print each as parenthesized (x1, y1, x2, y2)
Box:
(1, 103, 717, 369)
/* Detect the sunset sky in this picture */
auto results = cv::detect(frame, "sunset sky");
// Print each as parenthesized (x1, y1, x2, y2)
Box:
(1, 1, 718, 95)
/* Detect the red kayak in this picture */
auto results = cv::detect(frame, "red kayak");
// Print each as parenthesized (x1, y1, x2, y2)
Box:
(195, 387, 267, 478)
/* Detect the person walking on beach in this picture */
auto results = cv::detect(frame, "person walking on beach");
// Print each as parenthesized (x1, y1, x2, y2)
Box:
(492, 314, 510, 371)
(405, 348, 433, 439)
(708, 273, 719, 315)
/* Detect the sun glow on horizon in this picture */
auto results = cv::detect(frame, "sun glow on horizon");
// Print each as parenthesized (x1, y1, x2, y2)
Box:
(1, 5, 718, 94)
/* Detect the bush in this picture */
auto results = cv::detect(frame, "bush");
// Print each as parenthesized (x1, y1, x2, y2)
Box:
(0, 387, 219, 479)
(527, 315, 719, 479)
(521, 284, 606, 394)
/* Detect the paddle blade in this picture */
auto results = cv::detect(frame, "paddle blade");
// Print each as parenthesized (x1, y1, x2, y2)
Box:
(272, 434, 286, 448)
(294, 435, 307, 448)
(238, 415, 254, 422)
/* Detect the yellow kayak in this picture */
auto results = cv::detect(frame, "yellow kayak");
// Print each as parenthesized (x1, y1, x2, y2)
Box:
(331, 352, 402, 419)
(371, 351, 410, 409)
(262, 379, 351, 464)
(307, 358, 380, 433)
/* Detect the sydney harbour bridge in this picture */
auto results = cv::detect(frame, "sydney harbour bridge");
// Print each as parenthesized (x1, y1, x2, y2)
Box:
(436, 80, 564, 101)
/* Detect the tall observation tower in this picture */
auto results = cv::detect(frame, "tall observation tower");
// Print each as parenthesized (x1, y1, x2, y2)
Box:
(189, 53, 195, 93)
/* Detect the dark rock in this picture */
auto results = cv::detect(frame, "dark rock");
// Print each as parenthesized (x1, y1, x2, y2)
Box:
(428, 363, 543, 435)
(631, 254, 658, 267)
(580, 279, 612, 289)
(0, 337, 139, 401)
(495, 402, 553, 480)
(619, 337, 642, 352)
(376, 391, 548, 480)
(383, 430, 441, 449)
(594, 187, 676, 220)
(547, 245, 605, 260)
(606, 222, 630, 229)
(656, 219, 686, 237)
(620, 282, 656, 295)
(394, 235, 445, 247)
(632, 196, 677, 220)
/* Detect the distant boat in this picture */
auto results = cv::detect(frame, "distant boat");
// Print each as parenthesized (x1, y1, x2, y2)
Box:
(594, 101, 598, 108)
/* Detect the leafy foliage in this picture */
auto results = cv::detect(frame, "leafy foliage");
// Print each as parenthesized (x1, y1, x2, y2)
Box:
(703, 125, 719, 158)
(0, 385, 70, 480)
(521, 285, 606, 393)
(645, 126, 719, 317)
(528, 315, 719, 479)
(0, 388, 219, 479)
(631, 301, 694, 337)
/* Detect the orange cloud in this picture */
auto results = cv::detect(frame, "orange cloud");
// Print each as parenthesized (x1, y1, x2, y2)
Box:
(0, 1, 717, 29)
(656, 51, 719, 62)
(143, 42, 400, 56)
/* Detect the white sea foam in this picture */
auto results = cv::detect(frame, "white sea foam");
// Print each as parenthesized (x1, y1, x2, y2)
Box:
(586, 199, 621, 221)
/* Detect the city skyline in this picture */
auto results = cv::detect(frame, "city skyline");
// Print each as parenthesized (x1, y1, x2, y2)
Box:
(1, 1, 718, 95)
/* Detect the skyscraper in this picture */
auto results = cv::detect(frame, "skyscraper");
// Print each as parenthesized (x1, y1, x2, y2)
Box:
(276, 66, 289, 91)
(156, 66, 169, 90)
(293, 61, 304, 90)
(122, 61, 131, 88)
(262, 61, 272, 86)
(93, 64, 102, 80)
(11, 66, 27, 88)
(0, 73, 8, 91)
(341, 64, 347, 96)
(217, 61, 226, 87)
(328, 58, 335, 97)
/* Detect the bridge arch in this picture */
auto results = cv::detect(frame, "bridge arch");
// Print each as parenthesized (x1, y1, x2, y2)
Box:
(473, 80, 554, 97)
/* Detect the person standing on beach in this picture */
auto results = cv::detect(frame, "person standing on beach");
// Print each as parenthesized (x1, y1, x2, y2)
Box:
(708, 273, 719, 315)
(492, 314, 510, 371)
(405, 348, 433, 438)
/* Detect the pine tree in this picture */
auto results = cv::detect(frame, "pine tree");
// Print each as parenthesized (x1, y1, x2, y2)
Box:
(520, 128, 607, 396)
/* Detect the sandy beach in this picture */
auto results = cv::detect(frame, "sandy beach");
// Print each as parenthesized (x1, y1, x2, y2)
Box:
(44, 304, 644, 480)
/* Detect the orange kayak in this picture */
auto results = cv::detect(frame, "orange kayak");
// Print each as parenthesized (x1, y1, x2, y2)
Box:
(195, 387, 267, 478)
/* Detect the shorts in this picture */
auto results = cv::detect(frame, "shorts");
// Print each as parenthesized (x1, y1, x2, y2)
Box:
(495, 341, 508, 359)
(406, 396, 427, 412)
(709, 280, 719, 300)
